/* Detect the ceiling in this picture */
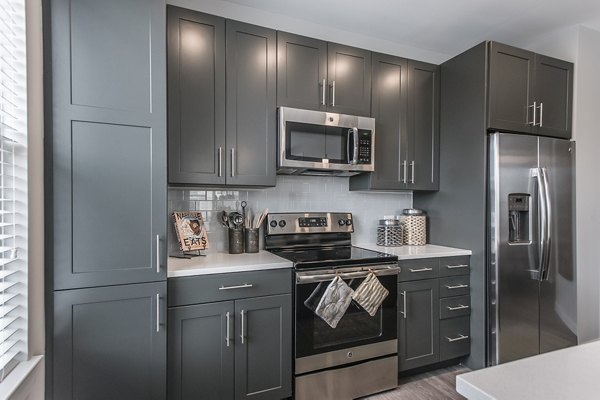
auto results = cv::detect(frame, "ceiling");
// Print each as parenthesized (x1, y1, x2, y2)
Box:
(221, 0, 600, 57)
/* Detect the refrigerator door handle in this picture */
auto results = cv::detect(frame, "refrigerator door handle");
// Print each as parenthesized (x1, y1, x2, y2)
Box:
(540, 167, 552, 281)
(529, 168, 547, 281)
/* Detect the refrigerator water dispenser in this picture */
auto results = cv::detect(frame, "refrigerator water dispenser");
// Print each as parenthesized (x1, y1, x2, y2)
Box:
(508, 194, 530, 243)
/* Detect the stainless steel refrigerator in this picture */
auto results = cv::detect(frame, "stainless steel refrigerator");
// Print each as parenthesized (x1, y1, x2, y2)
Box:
(488, 132, 577, 365)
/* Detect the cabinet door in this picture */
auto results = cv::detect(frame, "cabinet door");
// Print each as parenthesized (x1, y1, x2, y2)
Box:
(235, 294, 292, 400)
(226, 21, 277, 187)
(168, 302, 235, 400)
(277, 32, 327, 111)
(49, 0, 166, 289)
(406, 60, 440, 191)
(167, 6, 226, 185)
(398, 279, 439, 371)
(534, 54, 573, 139)
(327, 43, 372, 117)
(54, 282, 166, 400)
(488, 42, 535, 133)
(350, 53, 408, 191)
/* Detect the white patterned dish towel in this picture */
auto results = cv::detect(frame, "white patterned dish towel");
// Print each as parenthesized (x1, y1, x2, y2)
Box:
(312, 276, 355, 328)
(352, 272, 389, 316)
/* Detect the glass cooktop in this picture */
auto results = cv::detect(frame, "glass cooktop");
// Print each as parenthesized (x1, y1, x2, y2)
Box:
(269, 246, 397, 269)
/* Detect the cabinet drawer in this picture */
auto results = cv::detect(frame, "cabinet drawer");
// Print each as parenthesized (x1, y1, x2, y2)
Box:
(439, 276, 470, 298)
(168, 268, 292, 307)
(440, 295, 471, 319)
(438, 256, 470, 277)
(398, 258, 438, 282)
(440, 317, 470, 361)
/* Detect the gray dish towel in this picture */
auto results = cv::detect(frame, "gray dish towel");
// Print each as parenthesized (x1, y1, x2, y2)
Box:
(352, 272, 389, 316)
(312, 276, 355, 328)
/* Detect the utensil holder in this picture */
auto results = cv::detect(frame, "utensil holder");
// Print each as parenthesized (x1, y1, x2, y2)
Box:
(228, 228, 244, 254)
(244, 228, 259, 253)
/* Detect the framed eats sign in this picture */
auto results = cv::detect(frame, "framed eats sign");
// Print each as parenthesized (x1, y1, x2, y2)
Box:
(172, 211, 209, 252)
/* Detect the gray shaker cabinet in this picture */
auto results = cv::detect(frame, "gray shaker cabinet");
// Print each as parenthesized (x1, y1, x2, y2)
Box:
(398, 279, 440, 371)
(167, 6, 226, 185)
(277, 33, 371, 117)
(53, 282, 167, 400)
(49, 0, 167, 290)
(350, 58, 439, 191)
(487, 41, 573, 138)
(168, 301, 235, 400)
(225, 20, 277, 187)
(234, 294, 292, 400)
(167, 10, 276, 187)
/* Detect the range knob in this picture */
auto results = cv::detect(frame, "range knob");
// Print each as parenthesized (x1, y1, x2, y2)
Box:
(278, 220, 287, 228)
(269, 220, 277, 228)
(338, 219, 346, 226)
(346, 219, 353, 226)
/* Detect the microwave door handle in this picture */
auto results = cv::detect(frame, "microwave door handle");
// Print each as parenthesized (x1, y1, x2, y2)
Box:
(348, 127, 358, 165)
(347, 129, 351, 164)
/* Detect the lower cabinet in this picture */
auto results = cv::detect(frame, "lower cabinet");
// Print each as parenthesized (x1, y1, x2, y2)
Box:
(168, 271, 292, 400)
(398, 257, 471, 372)
(53, 282, 167, 400)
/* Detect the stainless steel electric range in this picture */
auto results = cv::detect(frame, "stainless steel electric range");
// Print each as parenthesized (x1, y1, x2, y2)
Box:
(265, 212, 399, 400)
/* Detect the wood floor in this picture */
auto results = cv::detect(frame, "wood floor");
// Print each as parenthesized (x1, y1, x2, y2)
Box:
(362, 365, 469, 400)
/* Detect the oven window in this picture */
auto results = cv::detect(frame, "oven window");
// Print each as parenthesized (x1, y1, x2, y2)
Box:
(295, 273, 397, 359)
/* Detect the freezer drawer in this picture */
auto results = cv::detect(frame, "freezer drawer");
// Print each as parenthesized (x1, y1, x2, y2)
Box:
(440, 295, 471, 319)
(440, 317, 470, 361)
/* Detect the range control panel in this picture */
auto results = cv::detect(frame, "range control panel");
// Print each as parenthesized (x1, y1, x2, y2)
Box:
(266, 212, 353, 235)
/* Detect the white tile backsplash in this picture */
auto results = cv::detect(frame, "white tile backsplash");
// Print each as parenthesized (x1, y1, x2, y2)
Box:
(168, 175, 412, 254)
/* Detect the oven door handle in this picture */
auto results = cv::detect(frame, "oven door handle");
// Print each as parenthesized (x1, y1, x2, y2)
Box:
(296, 266, 400, 284)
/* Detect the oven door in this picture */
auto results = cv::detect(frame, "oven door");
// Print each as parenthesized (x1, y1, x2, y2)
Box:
(295, 265, 398, 369)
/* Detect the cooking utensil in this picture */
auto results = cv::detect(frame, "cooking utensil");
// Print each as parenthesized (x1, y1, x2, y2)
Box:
(229, 212, 244, 229)
(221, 211, 230, 228)
(254, 208, 268, 229)
(241, 201, 247, 227)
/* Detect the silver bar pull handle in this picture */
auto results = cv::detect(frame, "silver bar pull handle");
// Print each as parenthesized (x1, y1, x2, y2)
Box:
(409, 267, 433, 273)
(321, 79, 326, 106)
(218, 147, 223, 177)
(533, 168, 549, 281)
(402, 160, 408, 184)
(225, 312, 231, 347)
(230, 148, 235, 177)
(447, 304, 470, 311)
(400, 291, 407, 319)
(351, 127, 359, 165)
(447, 334, 469, 342)
(538, 102, 544, 127)
(156, 235, 160, 273)
(541, 167, 552, 281)
(445, 284, 469, 289)
(219, 283, 253, 291)
(410, 161, 415, 184)
(331, 81, 336, 107)
(156, 294, 160, 333)
(446, 264, 469, 269)
(240, 310, 246, 344)
(529, 101, 537, 126)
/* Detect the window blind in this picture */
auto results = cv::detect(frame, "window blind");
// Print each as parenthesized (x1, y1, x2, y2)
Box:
(0, 0, 28, 382)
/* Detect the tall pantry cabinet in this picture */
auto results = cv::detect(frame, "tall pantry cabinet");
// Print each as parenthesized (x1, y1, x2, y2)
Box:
(45, 0, 167, 398)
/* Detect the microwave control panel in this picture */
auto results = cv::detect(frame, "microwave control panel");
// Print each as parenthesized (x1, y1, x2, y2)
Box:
(358, 131, 372, 164)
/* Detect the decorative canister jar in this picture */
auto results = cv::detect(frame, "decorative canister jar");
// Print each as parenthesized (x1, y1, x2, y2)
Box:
(376, 216, 403, 247)
(400, 209, 427, 245)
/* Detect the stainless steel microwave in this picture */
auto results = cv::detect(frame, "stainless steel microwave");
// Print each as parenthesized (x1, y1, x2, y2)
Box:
(277, 107, 375, 176)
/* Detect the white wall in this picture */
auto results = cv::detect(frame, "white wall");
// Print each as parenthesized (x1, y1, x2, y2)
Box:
(167, 0, 451, 64)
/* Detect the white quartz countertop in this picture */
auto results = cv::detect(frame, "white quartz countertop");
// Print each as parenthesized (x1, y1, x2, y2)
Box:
(168, 250, 293, 278)
(355, 243, 472, 259)
(456, 341, 600, 400)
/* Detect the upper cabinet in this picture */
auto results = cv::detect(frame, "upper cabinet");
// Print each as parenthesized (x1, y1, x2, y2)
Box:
(488, 42, 573, 139)
(277, 32, 372, 117)
(350, 57, 439, 191)
(167, 7, 276, 187)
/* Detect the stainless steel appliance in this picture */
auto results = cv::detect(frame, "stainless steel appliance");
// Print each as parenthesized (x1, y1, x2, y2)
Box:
(488, 132, 577, 365)
(265, 212, 399, 400)
(277, 107, 375, 176)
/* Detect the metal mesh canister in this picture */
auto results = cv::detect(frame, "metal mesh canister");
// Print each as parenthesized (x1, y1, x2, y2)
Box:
(400, 209, 427, 245)
(376, 218, 403, 247)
